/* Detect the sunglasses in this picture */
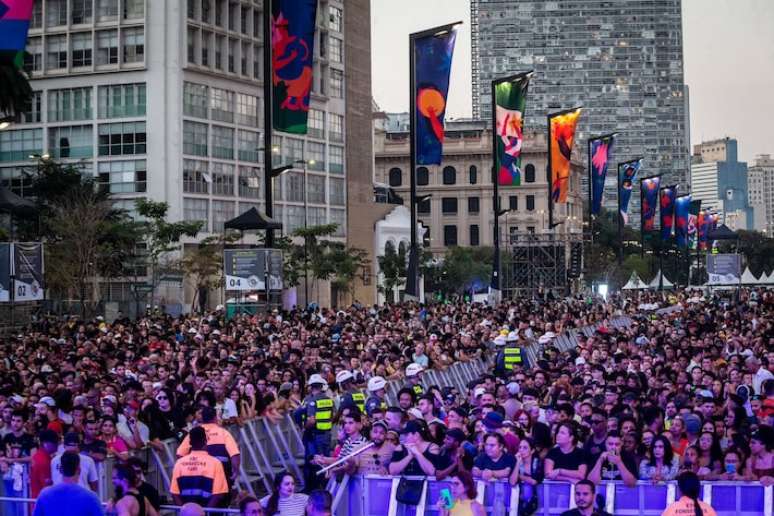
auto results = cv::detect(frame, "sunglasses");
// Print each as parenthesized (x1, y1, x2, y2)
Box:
(156, 396, 168, 401)
(372, 453, 381, 466)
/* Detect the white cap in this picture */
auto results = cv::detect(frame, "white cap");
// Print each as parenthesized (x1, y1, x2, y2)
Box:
(212, 329, 221, 336)
(38, 396, 56, 407)
(474, 387, 486, 398)
(494, 335, 507, 347)
(368, 376, 386, 392)
(575, 357, 586, 366)
(538, 334, 553, 344)
(406, 363, 424, 377)
(336, 370, 354, 384)
(407, 408, 423, 419)
(506, 382, 520, 396)
(506, 331, 519, 342)
(307, 374, 328, 387)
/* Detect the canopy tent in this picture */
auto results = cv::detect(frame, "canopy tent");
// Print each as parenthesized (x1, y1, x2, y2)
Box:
(622, 271, 648, 290)
(763, 271, 774, 285)
(741, 267, 761, 285)
(648, 270, 674, 289)
(707, 224, 738, 241)
(0, 187, 36, 215)
(223, 207, 282, 232)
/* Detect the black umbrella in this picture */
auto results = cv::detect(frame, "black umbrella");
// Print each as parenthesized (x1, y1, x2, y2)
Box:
(224, 207, 282, 231)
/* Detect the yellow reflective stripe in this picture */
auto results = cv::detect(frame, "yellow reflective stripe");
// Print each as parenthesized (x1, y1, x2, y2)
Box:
(316, 398, 334, 408)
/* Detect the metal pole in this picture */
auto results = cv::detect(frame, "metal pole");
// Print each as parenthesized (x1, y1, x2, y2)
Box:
(303, 162, 309, 306)
(546, 113, 554, 230)
(407, 31, 418, 298)
(263, 0, 274, 248)
(617, 162, 623, 264)
(640, 180, 645, 258)
(491, 79, 500, 295)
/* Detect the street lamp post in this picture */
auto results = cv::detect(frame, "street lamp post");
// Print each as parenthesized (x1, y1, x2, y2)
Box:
(291, 159, 315, 307)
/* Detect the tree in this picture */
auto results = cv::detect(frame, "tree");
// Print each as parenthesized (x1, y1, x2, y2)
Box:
(134, 199, 202, 303)
(180, 232, 241, 312)
(0, 61, 32, 120)
(377, 241, 407, 302)
(326, 243, 370, 306)
(436, 247, 493, 296)
(721, 230, 774, 277)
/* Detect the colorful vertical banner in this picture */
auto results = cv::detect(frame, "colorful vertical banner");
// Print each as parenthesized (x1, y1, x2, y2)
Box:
(494, 73, 531, 186)
(687, 200, 701, 249)
(271, 0, 319, 134)
(12, 242, 44, 301)
(674, 195, 692, 248)
(549, 108, 582, 204)
(618, 159, 642, 225)
(589, 135, 615, 215)
(660, 186, 678, 240)
(414, 27, 458, 165)
(0, 243, 9, 302)
(640, 175, 661, 231)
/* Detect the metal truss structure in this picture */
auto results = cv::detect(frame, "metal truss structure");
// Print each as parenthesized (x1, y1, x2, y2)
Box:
(502, 231, 584, 297)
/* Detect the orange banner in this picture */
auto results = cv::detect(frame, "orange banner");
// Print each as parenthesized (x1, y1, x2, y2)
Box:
(549, 108, 581, 204)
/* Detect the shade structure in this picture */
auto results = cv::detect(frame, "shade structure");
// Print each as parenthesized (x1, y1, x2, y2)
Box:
(763, 271, 774, 285)
(223, 207, 282, 232)
(622, 271, 648, 290)
(0, 187, 36, 215)
(648, 270, 674, 289)
(706, 224, 738, 241)
(741, 267, 760, 285)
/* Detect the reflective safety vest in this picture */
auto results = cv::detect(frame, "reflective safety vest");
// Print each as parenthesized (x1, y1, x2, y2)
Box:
(351, 392, 366, 414)
(412, 384, 424, 396)
(315, 398, 334, 431)
(503, 346, 523, 370)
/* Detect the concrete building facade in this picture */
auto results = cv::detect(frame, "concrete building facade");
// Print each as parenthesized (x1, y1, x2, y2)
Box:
(374, 116, 585, 256)
(470, 0, 690, 225)
(748, 154, 774, 234)
(1, 0, 367, 310)
(690, 138, 753, 231)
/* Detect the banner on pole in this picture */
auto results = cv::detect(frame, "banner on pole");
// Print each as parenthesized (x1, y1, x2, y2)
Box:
(641, 175, 661, 231)
(414, 26, 458, 165)
(549, 108, 582, 204)
(675, 194, 692, 248)
(0, 243, 9, 302)
(271, 0, 318, 134)
(0, 0, 34, 65)
(707, 253, 741, 285)
(12, 242, 44, 301)
(660, 186, 678, 240)
(589, 135, 615, 215)
(618, 159, 642, 226)
(494, 73, 531, 186)
(688, 200, 702, 249)
(224, 249, 283, 291)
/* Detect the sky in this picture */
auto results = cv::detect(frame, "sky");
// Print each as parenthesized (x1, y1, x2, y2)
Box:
(371, 0, 774, 162)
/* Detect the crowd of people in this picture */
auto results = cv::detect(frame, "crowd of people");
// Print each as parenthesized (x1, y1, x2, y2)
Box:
(0, 287, 772, 516)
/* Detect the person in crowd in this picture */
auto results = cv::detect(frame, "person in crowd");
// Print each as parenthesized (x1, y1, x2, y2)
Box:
(30, 430, 57, 498)
(108, 463, 159, 516)
(127, 457, 161, 511)
(305, 490, 333, 516)
(745, 426, 774, 485)
(180, 503, 206, 516)
(33, 451, 103, 516)
(349, 420, 395, 476)
(435, 470, 485, 516)
(587, 431, 638, 486)
(559, 479, 611, 516)
(695, 431, 723, 478)
(50, 432, 99, 491)
(661, 471, 717, 516)
(240, 496, 264, 516)
(509, 438, 544, 515)
(472, 432, 515, 481)
(170, 427, 229, 508)
(177, 406, 241, 492)
(544, 422, 587, 483)
(639, 435, 680, 482)
(260, 471, 308, 516)
(99, 416, 130, 461)
(117, 401, 149, 450)
(389, 419, 440, 476)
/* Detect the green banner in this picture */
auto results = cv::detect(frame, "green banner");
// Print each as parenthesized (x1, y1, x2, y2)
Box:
(494, 74, 531, 186)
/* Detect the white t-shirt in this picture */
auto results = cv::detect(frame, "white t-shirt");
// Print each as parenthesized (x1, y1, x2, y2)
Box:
(50, 452, 99, 489)
(259, 492, 309, 516)
(116, 415, 150, 447)
(218, 398, 239, 420)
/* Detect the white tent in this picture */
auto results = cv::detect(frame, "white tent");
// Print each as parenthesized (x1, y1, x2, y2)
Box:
(741, 267, 761, 285)
(648, 270, 674, 289)
(764, 272, 774, 285)
(622, 272, 648, 290)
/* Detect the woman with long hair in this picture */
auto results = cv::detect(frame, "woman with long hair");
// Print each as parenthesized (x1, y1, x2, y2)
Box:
(435, 470, 485, 516)
(661, 471, 717, 516)
(388, 419, 440, 476)
(696, 431, 722, 478)
(260, 471, 308, 516)
(509, 438, 544, 516)
(744, 426, 774, 485)
(639, 435, 679, 481)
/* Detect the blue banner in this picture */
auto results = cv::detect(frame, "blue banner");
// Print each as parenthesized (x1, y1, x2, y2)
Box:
(660, 186, 677, 241)
(590, 136, 614, 215)
(414, 28, 458, 165)
(674, 195, 691, 248)
(618, 159, 642, 225)
(641, 176, 661, 231)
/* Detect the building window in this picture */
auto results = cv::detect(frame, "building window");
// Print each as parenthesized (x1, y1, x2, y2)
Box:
(97, 0, 119, 21)
(212, 200, 235, 232)
(442, 166, 456, 185)
(330, 178, 345, 206)
(286, 205, 304, 232)
(329, 6, 342, 31)
(0, 129, 43, 162)
(97, 30, 119, 65)
(183, 198, 209, 229)
(309, 109, 325, 139)
(330, 69, 344, 98)
(20, 92, 43, 124)
(284, 172, 304, 202)
(388, 167, 402, 187)
(183, 159, 209, 194)
(329, 37, 343, 63)
(71, 33, 93, 68)
(329, 145, 343, 174)
(524, 163, 536, 183)
(46, 0, 68, 26)
(470, 225, 480, 246)
(418, 198, 431, 214)
(210, 87, 235, 123)
(98, 160, 147, 194)
(330, 209, 345, 236)
(46, 35, 68, 70)
(98, 122, 147, 156)
(444, 225, 458, 246)
(283, 137, 303, 163)
(30, 1, 42, 28)
(236, 93, 258, 126)
(24, 37, 43, 73)
(48, 88, 92, 122)
(98, 83, 147, 118)
(328, 113, 344, 142)
(71, 0, 94, 24)
(124, 0, 145, 19)
(184, 82, 208, 119)
(49, 125, 93, 159)
(307, 142, 325, 171)
(123, 28, 145, 63)
(526, 195, 535, 211)
(468, 197, 480, 213)
(212, 126, 234, 159)
(307, 175, 326, 204)
(212, 162, 235, 196)
(238, 166, 260, 198)
(469, 165, 478, 184)
(237, 130, 259, 162)
(442, 197, 458, 214)
(509, 195, 518, 211)
(417, 167, 429, 186)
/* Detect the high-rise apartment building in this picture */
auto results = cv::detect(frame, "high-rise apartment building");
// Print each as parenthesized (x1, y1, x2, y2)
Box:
(748, 154, 774, 233)
(1, 0, 362, 308)
(471, 0, 690, 224)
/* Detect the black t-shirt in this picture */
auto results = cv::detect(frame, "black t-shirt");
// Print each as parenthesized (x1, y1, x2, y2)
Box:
(545, 446, 586, 471)
(390, 444, 442, 476)
(2, 432, 35, 457)
(560, 509, 612, 516)
(139, 481, 161, 511)
(597, 452, 639, 481)
(582, 436, 607, 466)
(473, 452, 516, 473)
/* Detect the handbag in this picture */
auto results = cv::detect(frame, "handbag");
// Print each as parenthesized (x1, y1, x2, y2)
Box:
(395, 477, 426, 506)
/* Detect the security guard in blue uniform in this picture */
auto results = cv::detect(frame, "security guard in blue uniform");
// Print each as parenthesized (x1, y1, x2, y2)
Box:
(293, 373, 333, 491)
(364, 376, 389, 417)
(495, 331, 525, 377)
(336, 370, 366, 416)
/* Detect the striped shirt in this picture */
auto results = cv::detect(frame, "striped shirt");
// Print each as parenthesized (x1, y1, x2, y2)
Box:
(260, 493, 309, 516)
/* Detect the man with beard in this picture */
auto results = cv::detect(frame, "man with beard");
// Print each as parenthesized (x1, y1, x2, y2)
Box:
(348, 420, 395, 475)
(109, 463, 159, 516)
(559, 479, 611, 516)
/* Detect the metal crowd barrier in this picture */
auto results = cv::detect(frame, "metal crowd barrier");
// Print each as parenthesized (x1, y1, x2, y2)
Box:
(0, 497, 241, 515)
(327, 476, 772, 516)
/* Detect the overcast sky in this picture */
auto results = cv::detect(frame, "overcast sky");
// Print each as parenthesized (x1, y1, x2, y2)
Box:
(371, 0, 774, 162)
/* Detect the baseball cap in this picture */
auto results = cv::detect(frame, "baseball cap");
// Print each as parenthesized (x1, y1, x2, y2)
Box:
(683, 414, 702, 434)
(446, 428, 467, 443)
(483, 411, 504, 429)
(63, 432, 81, 446)
(38, 396, 56, 408)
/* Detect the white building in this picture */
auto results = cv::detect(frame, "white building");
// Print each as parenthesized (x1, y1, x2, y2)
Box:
(748, 154, 774, 234)
(1, 0, 350, 308)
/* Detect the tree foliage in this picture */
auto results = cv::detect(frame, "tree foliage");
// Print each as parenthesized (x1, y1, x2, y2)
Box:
(180, 231, 242, 312)
(377, 241, 407, 302)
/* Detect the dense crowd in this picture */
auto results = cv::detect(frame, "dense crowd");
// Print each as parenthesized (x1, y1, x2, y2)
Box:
(0, 288, 773, 516)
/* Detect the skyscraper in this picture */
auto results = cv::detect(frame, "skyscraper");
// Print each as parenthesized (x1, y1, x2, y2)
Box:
(471, 0, 690, 223)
